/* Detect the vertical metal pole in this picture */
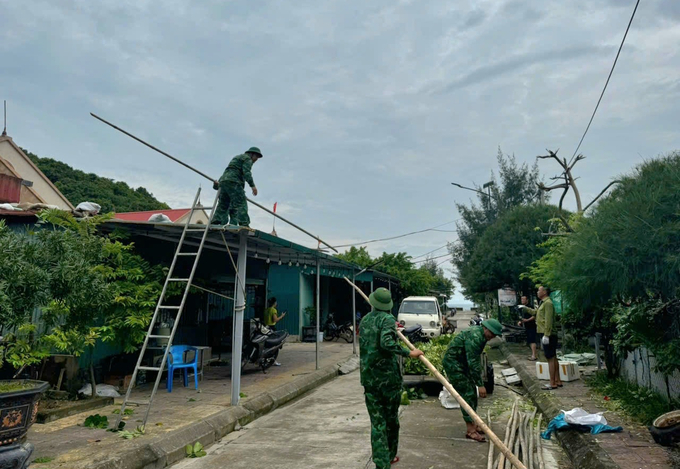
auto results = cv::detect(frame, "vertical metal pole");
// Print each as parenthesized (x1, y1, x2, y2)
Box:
(352, 271, 357, 355)
(316, 257, 321, 370)
(231, 232, 248, 406)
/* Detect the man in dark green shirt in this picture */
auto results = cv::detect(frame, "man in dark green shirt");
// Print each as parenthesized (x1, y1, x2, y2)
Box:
(360, 287, 423, 469)
(212, 147, 262, 227)
(442, 318, 502, 442)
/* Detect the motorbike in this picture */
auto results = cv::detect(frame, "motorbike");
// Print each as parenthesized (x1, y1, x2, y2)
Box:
(398, 323, 430, 344)
(241, 318, 289, 373)
(469, 313, 484, 327)
(323, 313, 354, 343)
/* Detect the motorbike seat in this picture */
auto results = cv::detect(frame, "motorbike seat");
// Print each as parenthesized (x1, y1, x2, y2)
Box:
(265, 330, 289, 347)
(403, 325, 422, 334)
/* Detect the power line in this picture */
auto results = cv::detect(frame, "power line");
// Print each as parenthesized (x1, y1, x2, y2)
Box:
(413, 252, 452, 264)
(436, 256, 454, 267)
(568, 0, 640, 167)
(410, 244, 449, 261)
(333, 219, 459, 249)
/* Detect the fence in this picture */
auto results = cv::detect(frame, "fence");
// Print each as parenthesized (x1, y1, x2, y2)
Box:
(620, 347, 680, 401)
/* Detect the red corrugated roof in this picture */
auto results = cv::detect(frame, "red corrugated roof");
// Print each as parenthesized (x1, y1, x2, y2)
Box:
(114, 209, 190, 222)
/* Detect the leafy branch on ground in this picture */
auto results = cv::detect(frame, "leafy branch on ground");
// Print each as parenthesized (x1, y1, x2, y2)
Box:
(185, 442, 207, 458)
(403, 334, 454, 375)
(119, 425, 145, 439)
(586, 371, 679, 426)
(83, 414, 109, 429)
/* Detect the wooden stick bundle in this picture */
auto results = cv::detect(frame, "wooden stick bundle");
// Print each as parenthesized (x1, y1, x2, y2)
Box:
(343, 277, 527, 469)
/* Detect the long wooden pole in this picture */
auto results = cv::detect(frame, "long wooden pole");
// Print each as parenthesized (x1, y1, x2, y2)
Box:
(90, 112, 338, 253)
(342, 277, 527, 469)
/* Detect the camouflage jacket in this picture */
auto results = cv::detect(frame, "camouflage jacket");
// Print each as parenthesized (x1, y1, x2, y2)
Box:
(443, 326, 487, 386)
(359, 309, 410, 391)
(219, 153, 255, 188)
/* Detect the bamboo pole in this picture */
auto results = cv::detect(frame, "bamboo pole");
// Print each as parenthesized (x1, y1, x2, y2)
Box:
(505, 405, 521, 469)
(90, 112, 338, 253)
(528, 408, 537, 469)
(497, 400, 518, 469)
(536, 414, 545, 469)
(519, 414, 529, 466)
(342, 277, 527, 469)
(487, 410, 495, 469)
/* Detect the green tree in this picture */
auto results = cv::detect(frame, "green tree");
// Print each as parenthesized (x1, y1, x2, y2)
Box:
(527, 152, 680, 375)
(463, 204, 559, 296)
(23, 149, 170, 213)
(334, 246, 373, 268)
(0, 211, 167, 391)
(449, 149, 546, 301)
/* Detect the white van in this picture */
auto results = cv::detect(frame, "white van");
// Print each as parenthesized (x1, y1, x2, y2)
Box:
(397, 296, 443, 338)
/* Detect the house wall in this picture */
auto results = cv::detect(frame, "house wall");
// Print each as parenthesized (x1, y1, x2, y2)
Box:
(266, 263, 301, 335)
(0, 139, 72, 209)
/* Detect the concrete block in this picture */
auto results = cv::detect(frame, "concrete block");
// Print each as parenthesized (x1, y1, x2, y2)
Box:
(338, 356, 360, 375)
(243, 394, 275, 419)
(149, 420, 215, 467)
(203, 407, 248, 440)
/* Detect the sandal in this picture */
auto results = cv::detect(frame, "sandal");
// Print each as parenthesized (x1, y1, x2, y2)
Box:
(475, 427, 486, 435)
(466, 431, 486, 442)
(557, 384, 564, 387)
(391, 456, 400, 464)
(527, 357, 537, 361)
(543, 384, 557, 390)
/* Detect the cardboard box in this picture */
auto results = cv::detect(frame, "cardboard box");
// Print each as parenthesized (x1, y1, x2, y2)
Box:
(535, 361, 581, 381)
(558, 361, 580, 381)
(535, 362, 550, 380)
(103, 374, 133, 390)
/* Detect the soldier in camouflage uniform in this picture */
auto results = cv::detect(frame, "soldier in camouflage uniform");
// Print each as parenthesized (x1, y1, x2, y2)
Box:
(212, 147, 262, 227)
(442, 318, 502, 442)
(360, 288, 423, 469)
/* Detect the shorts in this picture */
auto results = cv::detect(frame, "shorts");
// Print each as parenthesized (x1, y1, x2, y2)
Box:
(542, 334, 558, 359)
(525, 327, 537, 345)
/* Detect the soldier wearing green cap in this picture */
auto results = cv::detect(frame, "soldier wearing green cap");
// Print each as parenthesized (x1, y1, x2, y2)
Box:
(360, 287, 423, 469)
(212, 147, 263, 227)
(442, 318, 502, 442)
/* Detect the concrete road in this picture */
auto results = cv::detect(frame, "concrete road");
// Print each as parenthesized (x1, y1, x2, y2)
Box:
(172, 368, 570, 469)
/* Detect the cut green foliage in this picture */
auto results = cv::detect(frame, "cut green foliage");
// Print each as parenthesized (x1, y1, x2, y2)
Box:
(586, 371, 680, 425)
(107, 422, 126, 433)
(112, 408, 134, 415)
(239, 392, 247, 398)
(118, 425, 145, 439)
(83, 414, 109, 429)
(187, 398, 196, 402)
(185, 442, 207, 458)
(32, 456, 54, 463)
(403, 334, 454, 375)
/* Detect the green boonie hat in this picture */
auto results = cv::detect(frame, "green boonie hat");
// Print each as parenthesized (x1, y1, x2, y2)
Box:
(482, 318, 503, 336)
(369, 287, 393, 312)
(246, 146, 263, 157)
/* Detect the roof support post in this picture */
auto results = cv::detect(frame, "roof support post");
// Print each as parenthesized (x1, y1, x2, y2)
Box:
(230, 231, 248, 406)
(316, 256, 321, 370)
(352, 271, 357, 355)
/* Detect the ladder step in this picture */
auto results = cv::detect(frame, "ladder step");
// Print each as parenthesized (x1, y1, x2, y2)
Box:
(138, 366, 161, 371)
(148, 335, 171, 339)
(126, 400, 150, 406)
(193, 206, 212, 210)
(168, 278, 190, 282)
(158, 305, 181, 309)
(177, 252, 198, 256)
(186, 228, 208, 232)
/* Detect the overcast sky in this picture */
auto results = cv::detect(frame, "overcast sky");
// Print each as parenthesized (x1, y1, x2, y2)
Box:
(3, 0, 679, 304)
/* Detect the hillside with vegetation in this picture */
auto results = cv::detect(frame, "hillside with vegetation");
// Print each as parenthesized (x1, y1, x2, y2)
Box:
(24, 148, 169, 213)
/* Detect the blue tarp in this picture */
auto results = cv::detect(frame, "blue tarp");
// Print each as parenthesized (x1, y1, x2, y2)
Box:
(541, 414, 623, 440)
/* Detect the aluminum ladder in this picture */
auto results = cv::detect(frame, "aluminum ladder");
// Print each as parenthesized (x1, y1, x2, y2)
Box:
(115, 187, 219, 428)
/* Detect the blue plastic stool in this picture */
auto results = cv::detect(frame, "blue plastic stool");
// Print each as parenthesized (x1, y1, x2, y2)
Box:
(166, 345, 199, 392)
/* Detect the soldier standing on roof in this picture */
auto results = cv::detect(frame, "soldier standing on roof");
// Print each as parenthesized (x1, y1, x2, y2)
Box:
(360, 287, 423, 469)
(212, 147, 262, 227)
(442, 318, 502, 442)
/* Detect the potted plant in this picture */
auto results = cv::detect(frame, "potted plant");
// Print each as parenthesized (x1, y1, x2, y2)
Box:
(301, 306, 317, 342)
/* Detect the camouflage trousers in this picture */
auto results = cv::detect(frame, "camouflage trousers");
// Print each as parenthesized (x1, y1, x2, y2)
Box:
(444, 364, 477, 423)
(213, 182, 249, 227)
(364, 387, 401, 469)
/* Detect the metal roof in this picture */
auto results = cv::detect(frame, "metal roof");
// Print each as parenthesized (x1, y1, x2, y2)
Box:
(98, 220, 397, 281)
